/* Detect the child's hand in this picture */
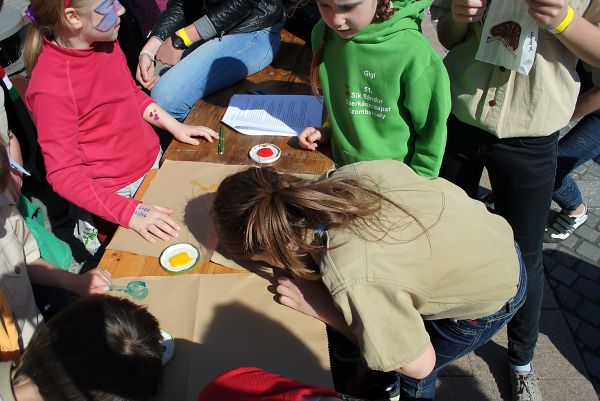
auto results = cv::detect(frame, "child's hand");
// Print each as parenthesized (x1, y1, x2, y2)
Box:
(156, 39, 184, 66)
(298, 126, 330, 151)
(171, 123, 219, 145)
(70, 268, 112, 297)
(525, 0, 569, 29)
(136, 53, 159, 90)
(276, 274, 332, 321)
(451, 0, 487, 22)
(129, 203, 181, 243)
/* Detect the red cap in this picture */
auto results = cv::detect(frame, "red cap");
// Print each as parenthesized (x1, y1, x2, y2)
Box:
(64, 0, 71, 8)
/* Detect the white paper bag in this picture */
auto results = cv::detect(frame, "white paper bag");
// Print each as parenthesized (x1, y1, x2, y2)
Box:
(475, 0, 539, 75)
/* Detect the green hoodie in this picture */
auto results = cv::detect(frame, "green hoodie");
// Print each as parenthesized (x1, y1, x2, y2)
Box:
(312, 0, 450, 177)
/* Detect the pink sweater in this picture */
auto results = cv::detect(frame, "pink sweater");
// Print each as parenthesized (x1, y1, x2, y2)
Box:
(26, 40, 159, 227)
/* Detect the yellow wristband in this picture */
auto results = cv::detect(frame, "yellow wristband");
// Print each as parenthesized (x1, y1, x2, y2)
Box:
(177, 28, 193, 47)
(322, 121, 332, 129)
(547, 6, 574, 35)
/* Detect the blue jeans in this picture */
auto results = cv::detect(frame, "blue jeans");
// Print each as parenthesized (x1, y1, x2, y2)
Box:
(553, 108, 600, 211)
(151, 26, 282, 121)
(399, 246, 527, 399)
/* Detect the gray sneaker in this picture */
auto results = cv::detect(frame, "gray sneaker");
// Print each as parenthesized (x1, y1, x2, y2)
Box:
(510, 370, 543, 401)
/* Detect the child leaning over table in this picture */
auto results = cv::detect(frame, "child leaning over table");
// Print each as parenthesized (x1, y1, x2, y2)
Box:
(0, 140, 112, 352)
(297, 0, 451, 177)
(23, 0, 220, 253)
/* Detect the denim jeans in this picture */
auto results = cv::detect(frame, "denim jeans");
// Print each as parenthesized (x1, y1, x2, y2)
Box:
(151, 25, 282, 121)
(399, 247, 527, 399)
(440, 114, 558, 368)
(553, 108, 600, 211)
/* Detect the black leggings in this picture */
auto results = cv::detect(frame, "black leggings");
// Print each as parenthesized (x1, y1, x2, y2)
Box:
(440, 114, 558, 366)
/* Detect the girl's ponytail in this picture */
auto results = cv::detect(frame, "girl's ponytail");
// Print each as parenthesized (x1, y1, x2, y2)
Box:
(23, 24, 45, 76)
(21, 0, 83, 76)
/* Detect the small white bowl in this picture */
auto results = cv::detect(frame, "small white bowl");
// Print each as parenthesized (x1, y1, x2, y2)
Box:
(159, 243, 200, 274)
(249, 143, 281, 164)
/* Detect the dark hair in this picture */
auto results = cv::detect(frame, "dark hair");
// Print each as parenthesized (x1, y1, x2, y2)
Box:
(212, 167, 427, 279)
(14, 295, 163, 401)
(310, 0, 396, 95)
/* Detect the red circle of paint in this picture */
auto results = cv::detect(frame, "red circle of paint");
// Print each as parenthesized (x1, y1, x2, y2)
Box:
(257, 148, 274, 157)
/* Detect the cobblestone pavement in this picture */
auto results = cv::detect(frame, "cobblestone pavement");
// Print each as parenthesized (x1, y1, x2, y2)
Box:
(542, 157, 600, 395)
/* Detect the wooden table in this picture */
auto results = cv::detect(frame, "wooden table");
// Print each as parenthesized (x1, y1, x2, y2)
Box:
(99, 30, 334, 278)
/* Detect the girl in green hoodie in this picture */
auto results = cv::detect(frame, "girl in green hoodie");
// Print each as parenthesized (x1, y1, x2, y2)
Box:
(298, 0, 451, 177)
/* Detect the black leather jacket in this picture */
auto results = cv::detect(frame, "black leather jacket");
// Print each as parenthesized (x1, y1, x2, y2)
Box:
(151, 0, 284, 41)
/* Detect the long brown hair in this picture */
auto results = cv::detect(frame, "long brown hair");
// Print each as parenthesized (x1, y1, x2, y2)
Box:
(212, 166, 428, 279)
(310, 0, 396, 95)
(22, 0, 86, 76)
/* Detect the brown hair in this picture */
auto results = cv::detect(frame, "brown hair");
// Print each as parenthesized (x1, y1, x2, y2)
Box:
(14, 295, 163, 401)
(212, 167, 428, 280)
(22, 0, 86, 76)
(310, 0, 396, 95)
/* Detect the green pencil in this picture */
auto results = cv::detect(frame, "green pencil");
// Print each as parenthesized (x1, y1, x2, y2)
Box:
(218, 126, 225, 155)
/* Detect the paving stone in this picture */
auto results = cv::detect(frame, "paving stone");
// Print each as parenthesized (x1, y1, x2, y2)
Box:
(436, 377, 489, 401)
(577, 262, 600, 281)
(575, 242, 600, 263)
(559, 232, 582, 249)
(543, 252, 559, 270)
(547, 263, 579, 287)
(536, 311, 590, 380)
(578, 300, 600, 326)
(584, 162, 600, 178)
(584, 353, 600, 382)
(539, 379, 599, 401)
(585, 212, 600, 228)
(553, 284, 582, 310)
(573, 278, 600, 303)
(546, 249, 582, 268)
(577, 321, 600, 350)
(565, 314, 583, 333)
(575, 225, 600, 243)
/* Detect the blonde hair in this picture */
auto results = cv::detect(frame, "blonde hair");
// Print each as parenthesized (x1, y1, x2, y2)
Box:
(310, 0, 396, 95)
(22, 0, 86, 76)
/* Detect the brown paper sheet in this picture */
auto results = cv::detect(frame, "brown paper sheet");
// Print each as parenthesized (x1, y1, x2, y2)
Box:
(107, 161, 247, 269)
(110, 273, 333, 401)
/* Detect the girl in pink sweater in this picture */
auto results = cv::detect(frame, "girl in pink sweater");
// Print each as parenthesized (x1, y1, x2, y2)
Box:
(23, 0, 218, 249)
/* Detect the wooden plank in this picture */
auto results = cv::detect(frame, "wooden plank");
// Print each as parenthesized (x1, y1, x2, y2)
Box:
(164, 30, 333, 174)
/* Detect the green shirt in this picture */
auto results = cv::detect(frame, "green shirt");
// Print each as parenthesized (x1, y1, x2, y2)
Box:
(318, 160, 520, 371)
(312, 0, 451, 177)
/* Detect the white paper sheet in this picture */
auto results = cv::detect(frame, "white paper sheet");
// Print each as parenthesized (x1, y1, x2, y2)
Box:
(222, 94, 324, 136)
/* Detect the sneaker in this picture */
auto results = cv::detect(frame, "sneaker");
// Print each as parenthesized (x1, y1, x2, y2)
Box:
(510, 370, 543, 401)
(544, 206, 588, 243)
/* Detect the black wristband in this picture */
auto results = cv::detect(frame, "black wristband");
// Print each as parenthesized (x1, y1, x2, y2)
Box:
(170, 32, 187, 50)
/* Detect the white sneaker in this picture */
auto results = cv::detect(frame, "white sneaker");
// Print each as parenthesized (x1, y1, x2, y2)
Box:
(510, 370, 543, 401)
(544, 206, 588, 243)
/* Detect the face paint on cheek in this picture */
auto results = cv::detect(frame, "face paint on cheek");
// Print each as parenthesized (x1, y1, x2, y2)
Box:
(93, 0, 123, 32)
